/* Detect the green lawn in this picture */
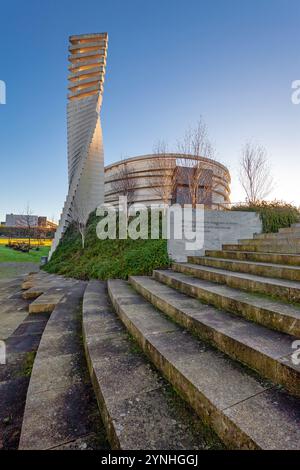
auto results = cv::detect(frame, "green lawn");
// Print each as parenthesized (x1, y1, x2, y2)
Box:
(0, 245, 50, 263)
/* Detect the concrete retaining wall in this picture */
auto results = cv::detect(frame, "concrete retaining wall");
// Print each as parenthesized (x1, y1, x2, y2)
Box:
(168, 209, 262, 262)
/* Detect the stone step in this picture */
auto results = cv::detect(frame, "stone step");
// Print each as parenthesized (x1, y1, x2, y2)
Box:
(239, 238, 300, 247)
(254, 232, 300, 241)
(279, 227, 300, 234)
(21, 271, 53, 290)
(19, 281, 108, 450)
(28, 287, 67, 313)
(22, 272, 76, 301)
(188, 256, 300, 282)
(107, 279, 300, 450)
(22, 286, 45, 300)
(172, 262, 300, 303)
(83, 280, 223, 450)
(0, 298, 29, 340)
(222, 243, 300, 254)
(205, 250, 300, 266)
(152, 269, 300, 337)
(130, 275, 300, 396)
(0, 285, 49, 449)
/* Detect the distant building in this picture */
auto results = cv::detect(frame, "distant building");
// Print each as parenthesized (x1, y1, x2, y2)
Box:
(5, 214, 57, 229)
(105, 154, 231, 209)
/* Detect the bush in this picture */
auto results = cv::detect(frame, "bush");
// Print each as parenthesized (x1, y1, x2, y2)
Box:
(44, 210, 170, 280)
(231, 201, 300, 233)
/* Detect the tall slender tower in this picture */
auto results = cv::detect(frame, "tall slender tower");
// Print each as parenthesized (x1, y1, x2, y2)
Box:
(49, 32, 108, 259)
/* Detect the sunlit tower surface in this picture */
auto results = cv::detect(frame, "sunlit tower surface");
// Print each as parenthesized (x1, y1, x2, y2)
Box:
(49, 32, 108, 259)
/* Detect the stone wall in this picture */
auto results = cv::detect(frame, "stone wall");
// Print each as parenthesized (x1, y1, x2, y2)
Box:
(168, 209, 262, 262)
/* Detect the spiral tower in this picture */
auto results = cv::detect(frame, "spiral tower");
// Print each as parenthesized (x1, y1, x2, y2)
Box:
(49, 32, 108, 259)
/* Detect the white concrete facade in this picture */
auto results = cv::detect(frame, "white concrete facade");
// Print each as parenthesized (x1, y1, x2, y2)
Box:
(168, 209, 262, 262)
(105, 154, 231, 209)
(49, 33, 108, 259)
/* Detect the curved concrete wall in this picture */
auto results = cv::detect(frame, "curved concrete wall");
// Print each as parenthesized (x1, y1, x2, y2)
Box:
(105, 154, 231, 208)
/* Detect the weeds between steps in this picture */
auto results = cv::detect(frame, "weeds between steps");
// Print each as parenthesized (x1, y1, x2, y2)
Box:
(19, 351, 36, 377)
(145, 284, 275, 388)
(123, 331, 224, 449)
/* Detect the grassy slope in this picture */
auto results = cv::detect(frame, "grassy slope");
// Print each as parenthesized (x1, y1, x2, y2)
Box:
(44, 212, 170, 280)
(0, 245, 50, 263)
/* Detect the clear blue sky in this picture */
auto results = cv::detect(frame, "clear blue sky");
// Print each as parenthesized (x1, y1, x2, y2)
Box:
(0, 0, 299, 222)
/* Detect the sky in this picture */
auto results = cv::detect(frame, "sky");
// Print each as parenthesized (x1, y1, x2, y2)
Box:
(0, 0, 299, 222)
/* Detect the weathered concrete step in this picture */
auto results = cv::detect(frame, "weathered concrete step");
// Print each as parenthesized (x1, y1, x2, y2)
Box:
(188, 256, 300, 282)
(130, 275, 300, 396)
(108, 279, 300, 450)
(28, 287, 67, 313)
(254, 232, 300, 240)
(0, 314, 49, 449)
(21, 271, 52, 290)
(153, 269, 300, 337)
(0, 277, 50, 449)
(83, 280, 223, 450)
(172, 262, 300, 303)
(19, 280, 108, 450)
(239, 238, 300, 247)
(0, 297, 29, 340)
(22, 286, 45, 300)
(222, 243, 300, 254)
(22, 272, 76, 300)
(205, 250, 300, 266)
(238, 237, 300, 245)
(279, 227, 300, 234)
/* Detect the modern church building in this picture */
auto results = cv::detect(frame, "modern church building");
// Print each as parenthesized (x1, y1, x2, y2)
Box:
(49, 33, 108, 259)
(104, 154, 231, 209)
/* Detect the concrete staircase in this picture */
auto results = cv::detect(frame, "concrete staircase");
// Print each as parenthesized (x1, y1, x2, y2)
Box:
(18, 273, 224, 450)
(219, 223, 300, 255)
(106, 224, 300, 449)
(13, 224, 300, 449)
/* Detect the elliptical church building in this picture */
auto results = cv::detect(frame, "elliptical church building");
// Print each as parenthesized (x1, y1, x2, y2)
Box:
(104, 154, 231, 209)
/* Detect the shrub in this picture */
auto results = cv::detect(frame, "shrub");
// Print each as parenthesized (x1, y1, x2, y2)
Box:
(231, 200, 300, 233)
(44, 210, 170, 280)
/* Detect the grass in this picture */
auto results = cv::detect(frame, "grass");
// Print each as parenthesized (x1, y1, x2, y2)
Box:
(0, 245, 50, 263)
(44, 210, 170, 280)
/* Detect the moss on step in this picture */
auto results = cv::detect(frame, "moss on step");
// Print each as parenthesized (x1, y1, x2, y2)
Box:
(20, 351, 36, 377)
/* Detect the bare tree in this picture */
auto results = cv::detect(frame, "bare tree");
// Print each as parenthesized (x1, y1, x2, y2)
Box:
(177, 119, 217, 208)
(110, 158, 136, 206)
(23, 203, 33, 249)
(72, 199, 89, 249)
(147, 141, 178, 208)
(239, 142, 274, 204)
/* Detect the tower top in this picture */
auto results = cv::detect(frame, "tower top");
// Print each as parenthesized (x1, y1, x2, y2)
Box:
(67, 32, 108, 101)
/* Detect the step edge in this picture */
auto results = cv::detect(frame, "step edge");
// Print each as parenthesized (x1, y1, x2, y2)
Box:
(129, 276, 299, 397)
